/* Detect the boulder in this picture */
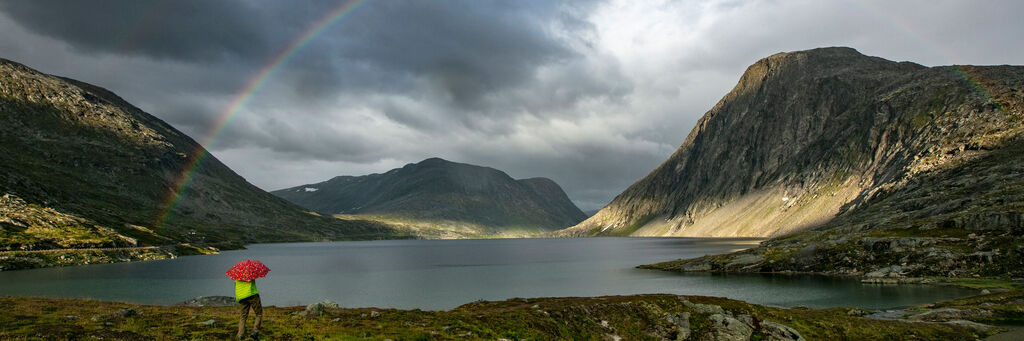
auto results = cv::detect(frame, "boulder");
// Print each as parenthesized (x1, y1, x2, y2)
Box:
(295, 299, 342, 317)
(699, 314, 752, 341)
(178, 296, 236, 307)
(846, 308, 868, 316)
(91, 308, 138, 321)
(303, 302, 327, 316)
(660, 312, 691, 340)
(679, 297, 725, 315)
(760, 320, 806, 341)
(321, 300, 340, 308)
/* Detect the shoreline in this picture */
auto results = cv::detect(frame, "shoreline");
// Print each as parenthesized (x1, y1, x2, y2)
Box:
(637, 263, 1024, 291)
(0, 235, 759, 272)
(0, 243, 222, 271)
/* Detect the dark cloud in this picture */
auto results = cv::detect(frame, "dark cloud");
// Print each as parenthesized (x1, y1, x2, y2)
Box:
(329, 1, 580, 105)
(2, 0, 1022, 212)
(0, 0, 275, 63)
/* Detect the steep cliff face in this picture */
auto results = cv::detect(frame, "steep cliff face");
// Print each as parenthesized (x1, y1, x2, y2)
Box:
(0, 58, 400, 257)
(273, 158, 586, 236)
(645, 135, 1024, 279)
(563, 47, 1023, 238)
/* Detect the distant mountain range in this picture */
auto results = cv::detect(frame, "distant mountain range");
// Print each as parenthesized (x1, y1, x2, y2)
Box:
(272, 158, 586, 237)
(0, 58, 404, 269)
(560, 47, 1024, 279)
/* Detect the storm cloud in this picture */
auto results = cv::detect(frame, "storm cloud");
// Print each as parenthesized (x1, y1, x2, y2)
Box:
(2, 0, 1023, 210)
(0, 0, 275, 63)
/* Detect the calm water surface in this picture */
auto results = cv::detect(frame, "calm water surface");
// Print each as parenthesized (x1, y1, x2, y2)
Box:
(0, 238, 974, 310)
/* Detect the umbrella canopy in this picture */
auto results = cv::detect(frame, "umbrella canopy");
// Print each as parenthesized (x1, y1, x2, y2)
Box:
(226, 259, 270, 281)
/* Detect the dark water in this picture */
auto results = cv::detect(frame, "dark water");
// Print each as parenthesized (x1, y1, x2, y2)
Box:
(0, 238, 975, 310)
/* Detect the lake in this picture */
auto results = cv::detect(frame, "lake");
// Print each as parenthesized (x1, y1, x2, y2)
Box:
(0, 238, 975, 310)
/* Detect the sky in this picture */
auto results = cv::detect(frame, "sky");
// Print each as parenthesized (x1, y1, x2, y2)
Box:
(1, 1, 1022, 211)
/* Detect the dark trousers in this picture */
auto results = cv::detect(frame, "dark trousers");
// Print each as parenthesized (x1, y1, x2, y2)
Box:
(237, 294, 262, 339)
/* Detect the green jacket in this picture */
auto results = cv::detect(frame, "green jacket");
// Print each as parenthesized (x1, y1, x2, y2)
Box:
(234, 280, 259, 302)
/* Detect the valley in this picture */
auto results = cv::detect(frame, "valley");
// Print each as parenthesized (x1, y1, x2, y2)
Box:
(1, 45, 1021, 339)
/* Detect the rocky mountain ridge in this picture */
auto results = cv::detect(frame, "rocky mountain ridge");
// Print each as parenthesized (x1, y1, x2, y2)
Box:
(272, 158, 587, 237)
(562, 47, 1023, 239)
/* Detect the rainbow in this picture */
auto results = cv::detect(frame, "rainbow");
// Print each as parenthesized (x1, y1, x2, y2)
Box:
(850, 1, 1005, 109)
(949, 65, 1007, 113)
(157, 0, 369, 227)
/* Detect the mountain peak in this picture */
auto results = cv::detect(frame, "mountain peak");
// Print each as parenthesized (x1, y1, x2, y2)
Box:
(273, 160, 586, 235)
(563, 47, 1023, 237)
(768, 46, 862, 59)
(416, 157, 452, 165)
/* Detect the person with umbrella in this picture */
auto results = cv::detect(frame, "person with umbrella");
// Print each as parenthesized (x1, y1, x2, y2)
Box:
(226, 259, 270, 340)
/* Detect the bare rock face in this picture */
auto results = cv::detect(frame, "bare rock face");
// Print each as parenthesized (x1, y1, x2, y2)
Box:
(562, 47, 1024, 238)
(633, 48, 1024, 279)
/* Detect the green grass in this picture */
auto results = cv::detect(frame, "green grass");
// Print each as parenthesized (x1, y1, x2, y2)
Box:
(607, 215, 655, 236)
(0, 293, 1007, 340)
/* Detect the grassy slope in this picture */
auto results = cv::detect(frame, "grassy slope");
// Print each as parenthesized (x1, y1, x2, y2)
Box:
(0, 293, 1006, 340)
(0, 59, 409, 270)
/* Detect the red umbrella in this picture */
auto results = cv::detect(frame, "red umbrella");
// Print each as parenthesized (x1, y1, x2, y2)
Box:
(226, 260, 270, 281)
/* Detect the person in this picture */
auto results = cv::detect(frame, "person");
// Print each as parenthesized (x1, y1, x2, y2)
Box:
(235, 279, 262, 340)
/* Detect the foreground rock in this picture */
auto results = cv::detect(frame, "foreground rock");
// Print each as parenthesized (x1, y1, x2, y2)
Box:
(294, 300, 340, 317)
(177, 296, 237, 307)
(2, 292, 1011, 340)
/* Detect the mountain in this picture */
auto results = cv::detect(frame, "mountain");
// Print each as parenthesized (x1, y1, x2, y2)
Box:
(0, 58, 403, 268)
(272, 158, 586, 237)
(561, 47, 1023, 242)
